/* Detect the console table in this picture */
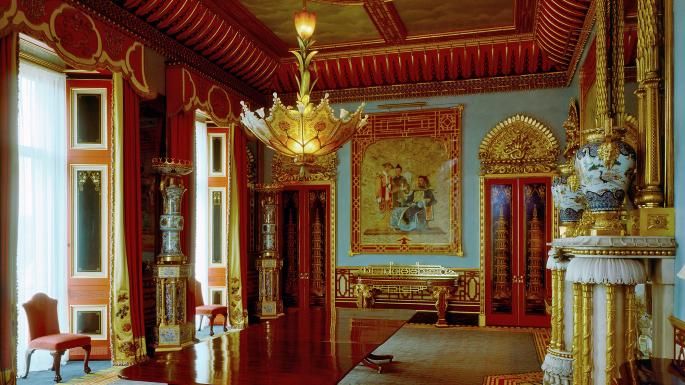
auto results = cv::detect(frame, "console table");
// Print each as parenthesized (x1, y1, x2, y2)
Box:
(352, 263, 461, 327)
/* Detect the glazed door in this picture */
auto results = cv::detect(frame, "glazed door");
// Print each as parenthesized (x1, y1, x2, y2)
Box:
(484, 177, 551, 327)
(282, 186, 331, 311)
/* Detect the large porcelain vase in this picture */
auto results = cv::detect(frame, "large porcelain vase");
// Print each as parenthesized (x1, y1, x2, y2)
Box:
(551, 173, 585, 223)
(575, 139, 636, 213)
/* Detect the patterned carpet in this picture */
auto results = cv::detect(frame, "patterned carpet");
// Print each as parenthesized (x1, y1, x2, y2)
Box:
(339, 324, 548, 385)
(482, 372, 544, 385)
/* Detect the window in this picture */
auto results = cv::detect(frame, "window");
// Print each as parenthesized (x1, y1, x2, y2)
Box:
(71, 165, 108, 277)
(71, 88, 107, 149)
(209, 188, 227, 266)
(208, 133, 226, 176)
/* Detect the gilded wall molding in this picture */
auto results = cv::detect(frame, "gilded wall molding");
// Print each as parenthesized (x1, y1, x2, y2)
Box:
(280, 72, 568, 105)
(271, 152, 337, 184)
(478, 114, 560, 175)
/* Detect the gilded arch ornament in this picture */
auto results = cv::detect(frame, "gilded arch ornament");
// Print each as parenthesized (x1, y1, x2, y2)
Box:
(478, 115, 560, 175)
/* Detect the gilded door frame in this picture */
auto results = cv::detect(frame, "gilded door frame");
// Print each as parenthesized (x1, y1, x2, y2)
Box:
(478, 114, 560, 326)
(271, 153, 337, 314)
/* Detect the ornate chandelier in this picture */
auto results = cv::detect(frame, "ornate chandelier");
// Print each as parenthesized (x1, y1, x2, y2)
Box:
(240, 1, 368, 176)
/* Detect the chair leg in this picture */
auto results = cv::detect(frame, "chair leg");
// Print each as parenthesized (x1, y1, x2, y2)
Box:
(208, 315, 216, 336)
(197, 315, 203, 331)
(22, 349, 35, 378)
(223, 312, 228, 332)
(51, 350, 65, 383)
(83, 344, 92, 374)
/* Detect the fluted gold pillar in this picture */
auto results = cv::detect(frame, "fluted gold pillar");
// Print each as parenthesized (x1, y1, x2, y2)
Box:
(572, 282, 582, 385)
(605, 285, 616, 385)
(581, 283, 593, 385)
(625, 285, 638, 361)
(541, 248, 573, 385)
(550, 270, 560, 349)
(635, 0, 665, 207)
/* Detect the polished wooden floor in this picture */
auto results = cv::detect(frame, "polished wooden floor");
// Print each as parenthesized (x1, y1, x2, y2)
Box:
(119, 308, 414, 385)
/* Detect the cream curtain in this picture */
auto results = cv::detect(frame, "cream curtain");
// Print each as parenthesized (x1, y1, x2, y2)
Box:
(228, 126, 246, 328)
(110, 74, 147, 365)
(194, 117, 209, 329)
(16, 60, 68, 374)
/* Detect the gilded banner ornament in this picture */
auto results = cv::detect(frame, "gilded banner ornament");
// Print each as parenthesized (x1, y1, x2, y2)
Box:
(479, 115, 560, 175)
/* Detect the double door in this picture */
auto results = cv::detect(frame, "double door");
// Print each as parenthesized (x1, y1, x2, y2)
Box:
(484, 177, 551, 327)
(282, 185, 331, 310)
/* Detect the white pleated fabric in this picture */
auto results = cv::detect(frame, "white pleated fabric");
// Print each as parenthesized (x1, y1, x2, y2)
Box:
(565, 257, 646, 284)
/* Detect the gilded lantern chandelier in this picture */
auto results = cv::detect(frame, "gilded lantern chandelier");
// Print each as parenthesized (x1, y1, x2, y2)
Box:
(240, 1, 368, 176)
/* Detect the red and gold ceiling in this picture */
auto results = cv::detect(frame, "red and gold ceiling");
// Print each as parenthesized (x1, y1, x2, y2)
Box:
(109, 0, 636, 101)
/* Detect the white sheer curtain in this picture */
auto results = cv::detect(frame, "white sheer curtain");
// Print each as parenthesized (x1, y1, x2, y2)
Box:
(16, 60, 68, 374)
(194, 117, 209, 329)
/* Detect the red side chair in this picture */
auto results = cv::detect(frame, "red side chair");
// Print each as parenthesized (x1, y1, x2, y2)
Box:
(194, 280, 228, 336)
(22, 293, 91, 383)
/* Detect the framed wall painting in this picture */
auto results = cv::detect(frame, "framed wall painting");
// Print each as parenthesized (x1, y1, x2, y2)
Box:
(351, 106, 463, 255)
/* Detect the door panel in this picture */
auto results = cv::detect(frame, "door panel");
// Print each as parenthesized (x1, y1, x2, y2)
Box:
(282, 191, 299, 308)
(485, 177, 551, 327)
(519, 178, 551, 327)
(282, 186, 331, 311)
(485, 180, 517, 326)
(308, 190, 326, 307)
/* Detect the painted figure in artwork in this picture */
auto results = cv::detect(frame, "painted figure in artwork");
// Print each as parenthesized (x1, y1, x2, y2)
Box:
(376, 162, 394, 212)
(390, 175, 436, 231)
(391, 164, 410, 208)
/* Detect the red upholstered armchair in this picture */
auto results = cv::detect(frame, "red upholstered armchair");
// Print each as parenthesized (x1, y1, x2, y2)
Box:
(194, 280, 228, 336)
(22, 293, 91, 383)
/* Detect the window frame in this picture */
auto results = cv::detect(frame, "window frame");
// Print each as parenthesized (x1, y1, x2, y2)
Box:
(70, 88, 108, 150)
(70, 164, 109, 278)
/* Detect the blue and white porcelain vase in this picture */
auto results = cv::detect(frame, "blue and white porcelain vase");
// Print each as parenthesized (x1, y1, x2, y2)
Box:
(575, 135, 636, 233)
(552, 166, 584, 221)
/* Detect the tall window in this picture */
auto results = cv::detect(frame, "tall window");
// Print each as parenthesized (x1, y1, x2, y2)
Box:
(16, 60, 68, 374)
(194, 114, 209, 319)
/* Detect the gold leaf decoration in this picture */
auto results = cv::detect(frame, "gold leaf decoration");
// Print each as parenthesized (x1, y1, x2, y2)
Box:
(479, 114, 560, 175)
(272, 152, 337, 183)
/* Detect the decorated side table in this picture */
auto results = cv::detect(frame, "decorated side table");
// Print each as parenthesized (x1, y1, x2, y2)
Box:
(352, 263, 460, 327)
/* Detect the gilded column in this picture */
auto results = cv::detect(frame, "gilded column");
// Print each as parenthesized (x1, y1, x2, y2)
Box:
(625, 285, 638, 362)
(255, 184, 284, 319)
(634, 0, 664, 207)
(605, 285, 616, 385)
(581, 283, 593, 385)
(572, 282, 582, 385)
(560, 236, 671, 385)
(576, 0, 636, 237)
(541, 247, 573, 385)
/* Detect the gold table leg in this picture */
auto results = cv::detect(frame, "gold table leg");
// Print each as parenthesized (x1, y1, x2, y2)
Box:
(432, 287, 449, 328)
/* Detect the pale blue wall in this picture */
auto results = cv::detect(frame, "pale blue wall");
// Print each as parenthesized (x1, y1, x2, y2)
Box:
(334, 86, 578, 268)
(673, 0, 685, 319)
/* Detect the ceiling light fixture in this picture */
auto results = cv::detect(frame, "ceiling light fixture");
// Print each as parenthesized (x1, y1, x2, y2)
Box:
(240, 0, 368, 177)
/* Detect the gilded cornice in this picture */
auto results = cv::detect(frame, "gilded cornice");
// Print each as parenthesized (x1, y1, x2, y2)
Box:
(288, 72, 567, 105)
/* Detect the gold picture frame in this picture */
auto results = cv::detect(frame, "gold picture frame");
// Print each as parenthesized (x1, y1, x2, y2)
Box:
(351, 106, 463, 255)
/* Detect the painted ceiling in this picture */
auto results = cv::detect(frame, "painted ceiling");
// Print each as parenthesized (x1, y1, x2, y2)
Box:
(115, 0, 637, 100)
